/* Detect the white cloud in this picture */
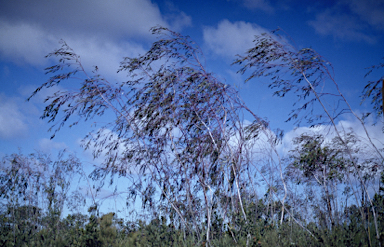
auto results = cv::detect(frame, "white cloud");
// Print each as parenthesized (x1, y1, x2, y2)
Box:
(345, 0, 384, 30)
(242, 0, 274, 13)
(167, 11, 192, 31)
(0, 0, 192, 78)
(224, 69, 245, 88)
(0, 20, 147, 79)
(308, 10, 375, 44)
(308, 0, 384, 44)
(63, 37, 146, 80)
(203, 20, 269, 59)
(0, 94, 28, 139)
(0, 0, 186, 40)
(228, 0, 274, 13)
(279, 125, 325, 156)
(279, 118, 384, 158)
(0, 21, 58, 65)
(38, 138, 67, 153)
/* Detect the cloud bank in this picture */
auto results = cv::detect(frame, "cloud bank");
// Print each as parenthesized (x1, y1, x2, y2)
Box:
(0, 0, 191, 78)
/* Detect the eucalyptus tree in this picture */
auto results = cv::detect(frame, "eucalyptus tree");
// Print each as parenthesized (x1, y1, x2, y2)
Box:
(29, 26, 287, 245)
(234, 30, 384, 244)
(287, 133, 349, 229)
(0, 150, 83, 246)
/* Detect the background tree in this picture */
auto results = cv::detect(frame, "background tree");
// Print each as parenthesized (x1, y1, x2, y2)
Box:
(287, 133, 346, 228)
(0, 150, 85, 246)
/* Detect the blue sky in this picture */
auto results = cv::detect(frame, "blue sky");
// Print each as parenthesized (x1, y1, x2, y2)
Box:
(0, 0, 383, 213)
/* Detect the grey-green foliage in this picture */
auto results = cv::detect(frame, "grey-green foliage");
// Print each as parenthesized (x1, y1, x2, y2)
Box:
(286, 133, 347, 228)
(233, 30, 335, 126)
(0, 150, 84, 246)
(0, 176, 383, 246)
(28, 26, 271, 245)
(234, 28, 384, 244)
(22, 26, 384, 246)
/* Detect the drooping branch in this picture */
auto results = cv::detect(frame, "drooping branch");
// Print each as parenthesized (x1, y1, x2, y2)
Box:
(30, 26, 278, 245)
(235, 30, 383, 244)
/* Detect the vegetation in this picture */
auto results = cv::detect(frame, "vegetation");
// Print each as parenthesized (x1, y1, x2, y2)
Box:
(0, 27, 382, 246)
(1, 160, 383, 246)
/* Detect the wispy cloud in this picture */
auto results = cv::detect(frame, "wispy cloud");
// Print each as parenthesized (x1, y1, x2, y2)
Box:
(346, 0, 384, 30)
(279, 118, 384, 158)
(308, 10, 375, 44)
(308, 0, 384, 44)
(38, 138, 67, 153)
(203, 19, 269, 60)
(0, 0, 190, 40)
(0, 21, 58, 66)
(0, 0, 191, 78)
(0, 94, 28, 139)
(242, 0, 274, 13)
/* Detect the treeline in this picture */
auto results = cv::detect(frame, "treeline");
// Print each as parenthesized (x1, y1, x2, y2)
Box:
(1, 180, 384, 246)
(0, 150, 383, 246)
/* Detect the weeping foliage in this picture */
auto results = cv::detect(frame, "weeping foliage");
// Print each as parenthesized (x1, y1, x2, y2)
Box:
(21, 26, 384, 246)
(28, 26, 275, 245)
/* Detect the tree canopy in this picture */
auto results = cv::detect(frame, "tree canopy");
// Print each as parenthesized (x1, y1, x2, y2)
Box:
(11, 26, 383, 246)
